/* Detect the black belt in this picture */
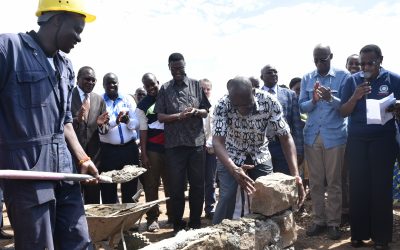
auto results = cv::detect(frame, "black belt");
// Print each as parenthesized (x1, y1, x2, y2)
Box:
(101, 139, 136, 147)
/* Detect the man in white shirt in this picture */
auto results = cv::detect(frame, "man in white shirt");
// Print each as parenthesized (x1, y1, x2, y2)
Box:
(199, 79, 217, 220)
(99, 72, 140, 203)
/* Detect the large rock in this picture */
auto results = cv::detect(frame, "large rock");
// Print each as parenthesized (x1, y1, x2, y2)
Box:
(141, 215, 284, 250)
(271, 210, 297, 248)
(251, 173, 298, 216)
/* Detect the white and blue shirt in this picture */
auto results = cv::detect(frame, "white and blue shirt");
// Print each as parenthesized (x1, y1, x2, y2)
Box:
(99, 93, 139, 145)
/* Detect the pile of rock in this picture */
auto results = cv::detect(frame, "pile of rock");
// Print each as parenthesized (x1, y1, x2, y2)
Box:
(142, 173, 298, 250)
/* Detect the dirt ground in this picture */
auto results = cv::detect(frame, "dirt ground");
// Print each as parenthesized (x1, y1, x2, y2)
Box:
(1, 184, 400, 250)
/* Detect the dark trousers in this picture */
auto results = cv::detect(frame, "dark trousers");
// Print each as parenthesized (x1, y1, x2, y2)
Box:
(204, 151, 217, 214)
(0, 186, 3, 228)
(165, 146, 205, 228)
(140, 150, 172, 222)
(347, 133, 398, 243)
(100, 140, 139, 203)
(269, 141, 290, 175)
(82, 184, 100, 204)
(4, 181, 91, 250)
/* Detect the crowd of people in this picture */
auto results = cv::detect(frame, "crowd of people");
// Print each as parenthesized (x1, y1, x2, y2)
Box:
(1, 1, 400, 250)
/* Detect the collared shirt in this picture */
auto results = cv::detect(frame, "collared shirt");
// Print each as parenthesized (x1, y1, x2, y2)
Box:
(261, 84, 278, 95)
(99, 93, 138, 145)
(77, 86, 89, 102)
(213, 89, 290, 166)
(341, 67, 400, 137)
(203, 104, 214, 148)
(155, 77, 211, 148)
(299, 67, 349, 148)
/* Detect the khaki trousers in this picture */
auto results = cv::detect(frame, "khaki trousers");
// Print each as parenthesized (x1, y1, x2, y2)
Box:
(305, 134, 345, 226)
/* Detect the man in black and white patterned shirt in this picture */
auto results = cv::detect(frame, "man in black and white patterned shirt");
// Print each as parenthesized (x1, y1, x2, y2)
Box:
(212, 76, 305, 224)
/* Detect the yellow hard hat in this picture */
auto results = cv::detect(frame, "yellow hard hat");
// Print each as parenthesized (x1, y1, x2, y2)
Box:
(36, 0, 96, 23)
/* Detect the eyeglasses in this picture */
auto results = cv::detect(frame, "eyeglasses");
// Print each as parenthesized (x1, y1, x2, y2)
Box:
(83, 77, 97, 83)
(263, 70, 278, 75)
(314, 55, 331, 63)
(360, 61, 379, 67)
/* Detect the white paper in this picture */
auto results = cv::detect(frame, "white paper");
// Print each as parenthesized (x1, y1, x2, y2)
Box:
(366, 93, 396, 125)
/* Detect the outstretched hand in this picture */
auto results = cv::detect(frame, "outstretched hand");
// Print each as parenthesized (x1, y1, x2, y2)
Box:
(232, 166, 256, 195)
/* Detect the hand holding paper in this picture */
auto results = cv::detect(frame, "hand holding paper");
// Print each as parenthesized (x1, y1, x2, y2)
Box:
(366, 93, 396, 125)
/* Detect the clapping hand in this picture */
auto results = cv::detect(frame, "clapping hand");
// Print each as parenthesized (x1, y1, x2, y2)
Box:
(97, 111, 110, 126)
(116, 111, 130, 124)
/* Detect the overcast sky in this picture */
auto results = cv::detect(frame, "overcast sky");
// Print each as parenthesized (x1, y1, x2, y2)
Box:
(2, 0, 400, 100)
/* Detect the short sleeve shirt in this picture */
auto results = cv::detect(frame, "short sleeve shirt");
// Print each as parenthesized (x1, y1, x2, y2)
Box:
(341, 68, 400, 137)
(213, 89, 290, 166)
(155, 77, 211, 148)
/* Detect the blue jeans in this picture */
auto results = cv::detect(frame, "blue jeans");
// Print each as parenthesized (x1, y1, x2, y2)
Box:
(204, 152, 217, 214)
(212, 160, 272, 224)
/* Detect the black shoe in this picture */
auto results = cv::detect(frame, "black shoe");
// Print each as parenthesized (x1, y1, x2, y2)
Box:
(188, 221, 201, 229)
(327, 226, 341, 240)
(205, 212, 214, 220)
(173, 220, 187, 233)
(350, 239, 365, 248)
(374, 242, 389, 250)
(306, 224, 326, 237)
(0, 230, 13, 240)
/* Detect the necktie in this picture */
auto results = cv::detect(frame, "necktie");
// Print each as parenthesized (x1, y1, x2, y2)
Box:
(268, 88, 275, 94)
(82, 93, 90, 121)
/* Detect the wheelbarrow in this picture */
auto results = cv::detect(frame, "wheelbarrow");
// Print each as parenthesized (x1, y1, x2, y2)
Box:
(85, 198, 169, 250)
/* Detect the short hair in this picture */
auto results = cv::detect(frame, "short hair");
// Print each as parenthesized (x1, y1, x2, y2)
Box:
(360, 44, 382, 58)
(227, 76, 252, 93)
(249, 76, 260, 88)
(142, 73, 156, 83)
(199, 78, 212, 86)
(168, 53, 185, 64)
(77, 66, 94, 79)
(346, 54, 359, 64)
(260, 64, 273, 75)
(289, 77, 301, 89)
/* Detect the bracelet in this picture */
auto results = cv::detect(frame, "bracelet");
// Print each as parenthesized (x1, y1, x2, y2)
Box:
(78, 156, 91, 166)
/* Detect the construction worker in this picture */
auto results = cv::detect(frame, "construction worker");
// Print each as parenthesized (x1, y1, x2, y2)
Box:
(0, 0, 97, 249)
